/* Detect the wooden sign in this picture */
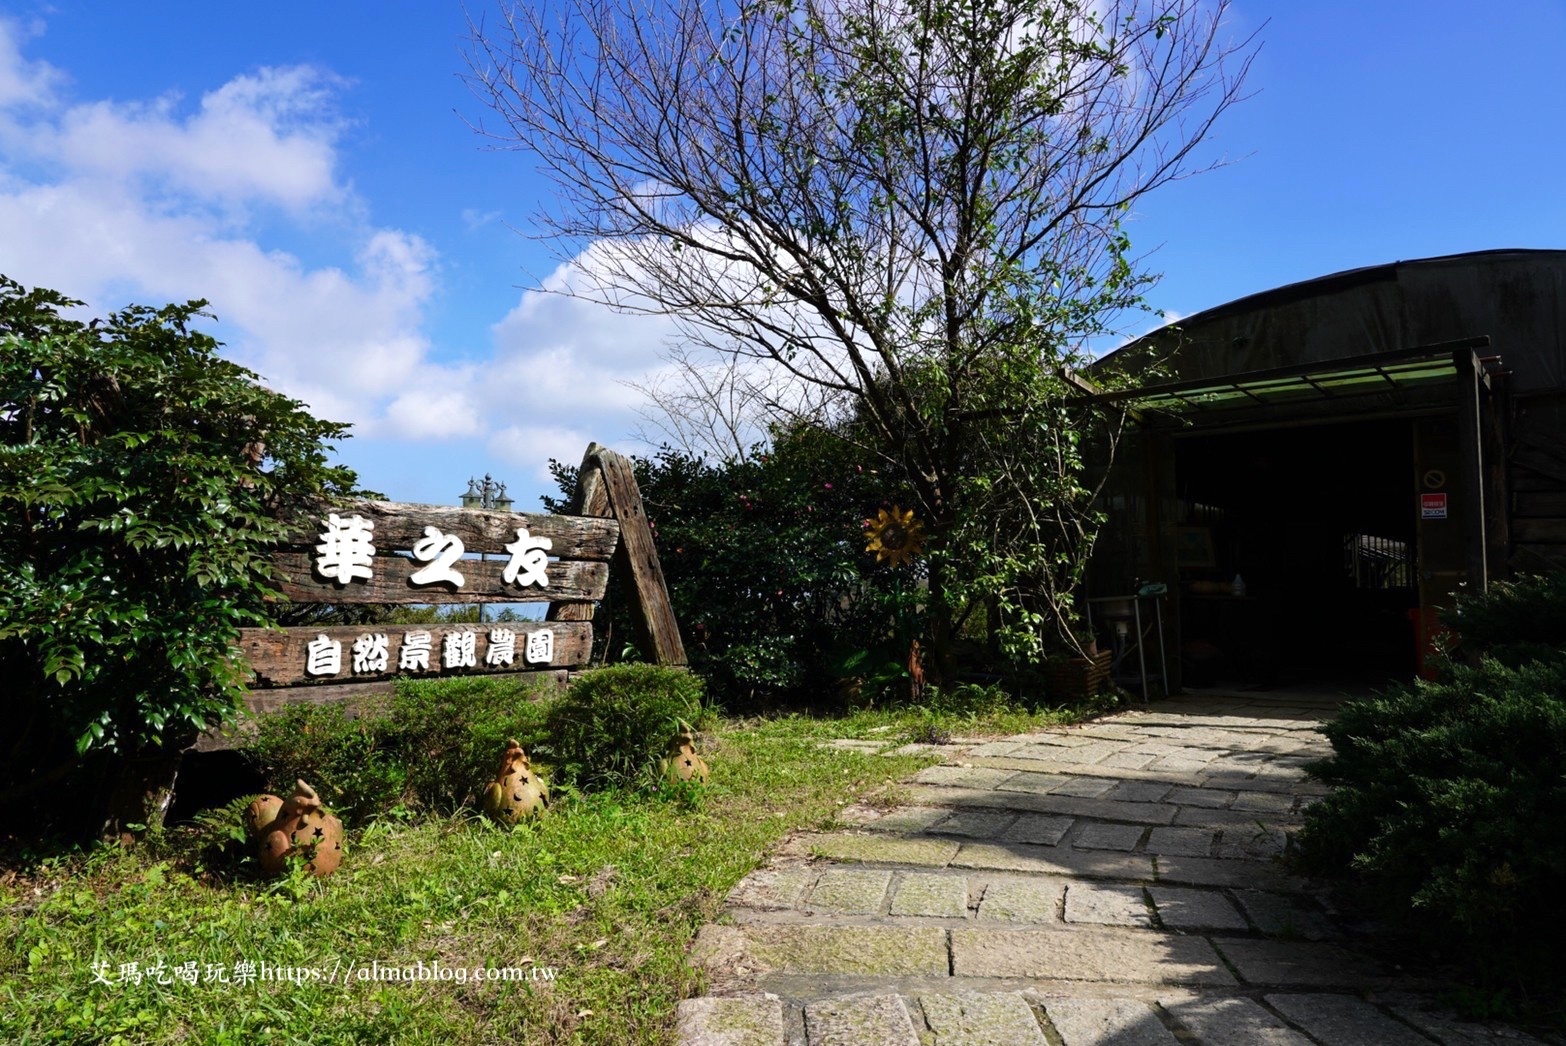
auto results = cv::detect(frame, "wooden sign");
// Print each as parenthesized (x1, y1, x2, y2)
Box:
(215, 445, 685, 741)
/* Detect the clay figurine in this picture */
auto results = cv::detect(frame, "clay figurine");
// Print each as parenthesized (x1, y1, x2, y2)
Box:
(661, 728, 709, 786)
(482, 739, 549, 826)
(248, 780, 344, 878)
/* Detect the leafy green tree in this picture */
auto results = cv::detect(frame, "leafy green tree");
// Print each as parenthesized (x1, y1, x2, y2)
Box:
(467, 0, 1255, 674)
(0, 277, 361, 834)
(548, 423, 919, 709)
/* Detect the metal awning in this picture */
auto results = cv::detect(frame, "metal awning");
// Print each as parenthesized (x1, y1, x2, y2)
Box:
(1082, 336, 1491, 415)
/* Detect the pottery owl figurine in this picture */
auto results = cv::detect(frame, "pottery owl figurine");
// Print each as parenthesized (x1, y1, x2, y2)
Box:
(483, 739, 548, 826)
(251, 780, 344, 878)
(662, 728, 709, 786)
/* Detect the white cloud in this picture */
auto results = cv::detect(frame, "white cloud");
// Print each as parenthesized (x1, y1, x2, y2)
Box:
(0, 16, 730, 485)
(45, 66, 344, 212)
(485, 262, 681, 470)
(0, 17, 471, 441)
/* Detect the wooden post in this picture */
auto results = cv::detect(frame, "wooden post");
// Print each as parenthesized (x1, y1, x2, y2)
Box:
(550, 442, 687, 666)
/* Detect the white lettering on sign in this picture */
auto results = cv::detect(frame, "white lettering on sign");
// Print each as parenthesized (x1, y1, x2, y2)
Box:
(292, 626, 571, 678)
(502, 527, 553, 589)
(314, 514, 376, 584)
(1421, 493, 1448, 520)
(525, 629, 555, 665)
(409, 526, 466, 587)
(351, 632, 389, 674)
(443, 630, 477, 669)
(400, 631, 432, 671)
(486, 628, 517, 666)
(305, 634, 342, 676)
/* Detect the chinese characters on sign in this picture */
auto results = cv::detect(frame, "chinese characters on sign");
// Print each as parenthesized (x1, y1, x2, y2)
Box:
(312, 516, 555, 593)
(303, 628, 559, 677)
(315, 513, 376, 583)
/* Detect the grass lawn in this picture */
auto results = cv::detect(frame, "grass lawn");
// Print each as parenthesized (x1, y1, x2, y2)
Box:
(2, 703, 1081, 1044)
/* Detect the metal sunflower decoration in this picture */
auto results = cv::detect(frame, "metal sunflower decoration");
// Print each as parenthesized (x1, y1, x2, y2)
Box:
(864, 505, 926, 568)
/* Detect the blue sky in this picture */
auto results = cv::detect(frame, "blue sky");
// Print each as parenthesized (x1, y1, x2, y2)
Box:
(2, 2, 1563, 510)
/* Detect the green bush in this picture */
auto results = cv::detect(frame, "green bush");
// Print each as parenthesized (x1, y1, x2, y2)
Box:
(546, 424, 917, 711)
(541, 664, 706, 791)
(246, 675, 554, 822)
(0, 277, 361, 832)
(1298, 573, 1566, 1008)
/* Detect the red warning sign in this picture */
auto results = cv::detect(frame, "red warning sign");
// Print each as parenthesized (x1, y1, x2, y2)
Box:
(1421, 493, 1448, 519)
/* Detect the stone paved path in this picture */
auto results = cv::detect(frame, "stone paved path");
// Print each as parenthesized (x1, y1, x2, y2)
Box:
(677, 690, 1561, 1046)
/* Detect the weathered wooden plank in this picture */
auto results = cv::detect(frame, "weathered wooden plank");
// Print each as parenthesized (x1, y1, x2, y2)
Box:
(1514, 491, 1566, 516)
(1512, 449, 1566, 486)
(1510, 468, 1565, 492)
(548, 445, 613, 625)
(277, 500, 619, 558)
(269, 553, 608, 604)
(1511, 518, 1566, 543)
(238, 621, 592, 686)
(1510, 543, 1566, 572)
(593, 445, 687, 666)
(191, 671, 569, 751)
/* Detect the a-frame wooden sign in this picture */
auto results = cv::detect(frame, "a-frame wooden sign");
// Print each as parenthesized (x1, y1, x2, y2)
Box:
(200, 444, 682, 746)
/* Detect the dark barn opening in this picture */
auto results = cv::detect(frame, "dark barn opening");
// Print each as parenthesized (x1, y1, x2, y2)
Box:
(1171, 418, 1417, 688)
(1087, 249, 1566, 698)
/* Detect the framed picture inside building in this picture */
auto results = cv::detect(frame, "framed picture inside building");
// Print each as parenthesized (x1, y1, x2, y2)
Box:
(1176, 526, 1217, 568)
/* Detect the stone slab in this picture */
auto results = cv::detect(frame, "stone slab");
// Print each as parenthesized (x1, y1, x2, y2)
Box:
(1074, 823, 1145, 851)
(919, 991, 1049, 1046)
(693, 924, 950, 978)
(1063, 883, 1153, 928)
(798, 832, 961, 867)
(890, 873, 970, 918)
(995, 771, 1072, 794)
(1230, 891, 1337, 940)
(1164, 786, 1235, 809)
(1107, 781, 1174, 803)
(977, 877, 1064, 924)
(676, 995, 787, 1046)
(915, 765, 1018, 788)
(1265, 993, 1435, 1046)
(1038, 997, 1178, 1046)
(1145, 827, 1215, 857)
(1146, 886, 1248, 931)
(1232, 790, 1298, 814)
(932, 810, 1019, 838)
(807, 869, 892, 914)
(1215, 826, 1289, 861)
(952, 842, 1156, 881)
(804, 993, 920, 1046)
(727, 868, 817, 911)
(1155, 855, 1310, 892)
(908, 785, 1179, 825)
(1158, 994, 1312, 1045)
(1000, 813, 1074, 847)
(966, 740, 1026, 757)
(1049, 776, 1118, 798)
(1173, 807, 1286, 829)
(868, 806, 952, 834)
(1386, 997, 1556, 1045)
(1213, 937, 1393, 987)
(1098, 750, 1159, 769)
(951, 928, 1236, 985)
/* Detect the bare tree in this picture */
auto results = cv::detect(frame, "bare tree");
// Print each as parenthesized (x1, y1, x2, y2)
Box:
(466, 0, 1256, 672)
(625, 343, 843, 463)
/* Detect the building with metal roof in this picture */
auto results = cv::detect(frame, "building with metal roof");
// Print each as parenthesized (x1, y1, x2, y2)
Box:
(1083, 249, 1566, 691)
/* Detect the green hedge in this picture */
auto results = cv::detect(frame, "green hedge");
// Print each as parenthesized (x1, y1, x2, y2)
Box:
(246, 675, 553, 822)
(1297, 574, 1566, 1010)
(540, 664, 706, 791)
